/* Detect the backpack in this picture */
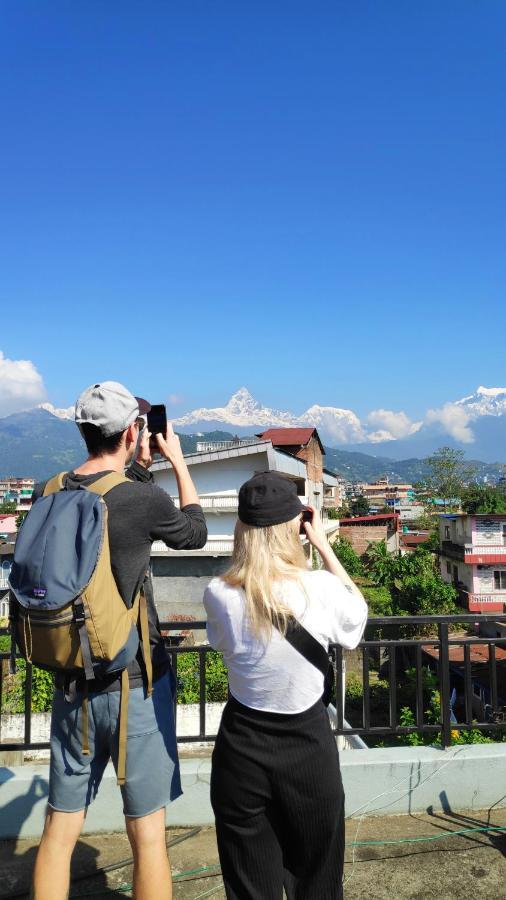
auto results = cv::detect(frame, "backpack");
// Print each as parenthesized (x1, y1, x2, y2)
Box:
(8, 471, 153, 784)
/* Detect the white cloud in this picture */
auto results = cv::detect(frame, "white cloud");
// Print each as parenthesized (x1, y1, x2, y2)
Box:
(366, 409, 422, 442)
(425, 403, 475, 443)
(167, 393, 185, 405)
(0, 351, 46, 417)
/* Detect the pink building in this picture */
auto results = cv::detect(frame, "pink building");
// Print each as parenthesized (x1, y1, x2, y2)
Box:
(439, 513, 506, 613)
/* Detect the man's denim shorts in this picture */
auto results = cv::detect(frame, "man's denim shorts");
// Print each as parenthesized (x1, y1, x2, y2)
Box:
(48, 672, 182, 818)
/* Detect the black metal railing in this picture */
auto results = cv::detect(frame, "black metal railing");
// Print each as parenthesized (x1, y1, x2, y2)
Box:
(1, 615, 506, 752)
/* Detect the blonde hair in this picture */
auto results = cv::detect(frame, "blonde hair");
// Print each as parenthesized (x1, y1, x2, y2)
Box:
(223, 516, 308, 638)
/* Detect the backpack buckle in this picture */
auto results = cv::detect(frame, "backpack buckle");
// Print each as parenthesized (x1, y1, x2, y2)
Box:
(73, 600, 86, 626)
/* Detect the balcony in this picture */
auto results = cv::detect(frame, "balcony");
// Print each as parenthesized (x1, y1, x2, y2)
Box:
(442, 540, 506, 564)
(151, 538, 234, 556)
(2, 614, 505, 755)
(460, 590, 506, 613)
(172, 494, 239, 513)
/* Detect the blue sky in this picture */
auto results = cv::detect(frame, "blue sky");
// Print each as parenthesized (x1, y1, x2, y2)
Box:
(1, 1, 505, 426)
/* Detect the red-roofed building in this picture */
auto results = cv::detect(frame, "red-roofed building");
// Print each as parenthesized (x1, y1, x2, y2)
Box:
(338, 512, 400, 558)
(256, 428, 325, 500)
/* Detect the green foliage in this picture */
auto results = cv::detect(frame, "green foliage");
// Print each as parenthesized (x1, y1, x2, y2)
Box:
(349, 495, 370, 517)
(3, 660, 55, 713)
(361, 585, 393, 616)
(460, 484, 506, 515)
(0, 501, 17, 514)
(423, 446, 476, 509)
(15, 511, 28, 530)
(326, 507, 340, 519)
(175, 650, 228, 704)
(398, 691, 494, 747)
(331, 537, 364, 578)
(361, 544, 458, 618)
(364, 540, 392, 586)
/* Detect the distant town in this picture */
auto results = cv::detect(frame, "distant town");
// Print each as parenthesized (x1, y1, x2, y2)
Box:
(2, 427, 506, 626)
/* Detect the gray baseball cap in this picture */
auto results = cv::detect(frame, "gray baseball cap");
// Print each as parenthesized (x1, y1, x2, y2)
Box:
(75, 381, 151, 437)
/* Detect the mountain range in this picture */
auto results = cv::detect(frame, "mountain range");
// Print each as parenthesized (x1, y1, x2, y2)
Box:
(0, 407, 504, 484)
(171, 386, 506, 463)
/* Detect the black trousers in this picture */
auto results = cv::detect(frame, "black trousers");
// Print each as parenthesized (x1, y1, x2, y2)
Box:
(211, 696, 345, 900)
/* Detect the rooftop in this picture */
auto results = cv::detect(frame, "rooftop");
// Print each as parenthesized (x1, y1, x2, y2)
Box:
(339, 513, 400, 524)
(256, 426, 325, 453)
(2, 811, 505, 899)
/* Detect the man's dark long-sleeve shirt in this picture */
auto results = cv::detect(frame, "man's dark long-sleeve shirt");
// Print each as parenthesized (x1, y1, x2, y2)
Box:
(32, 460, 207, 690)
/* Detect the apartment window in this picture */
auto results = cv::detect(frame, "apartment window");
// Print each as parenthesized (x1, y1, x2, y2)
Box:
(493, 571, 506, 591)
(444, 526, 450, 540)
(446, 562, 452, 575)
(503, 523, 506, 545)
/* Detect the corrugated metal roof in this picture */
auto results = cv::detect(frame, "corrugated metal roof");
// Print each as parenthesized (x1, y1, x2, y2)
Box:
(256, 427, 325, 453)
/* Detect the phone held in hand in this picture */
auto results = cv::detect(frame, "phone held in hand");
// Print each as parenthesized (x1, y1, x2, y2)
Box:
(299, 507, 313, 535)
(147, 404, 167, 451)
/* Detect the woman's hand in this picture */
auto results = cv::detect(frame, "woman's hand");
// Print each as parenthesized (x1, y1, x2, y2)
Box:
(302, 506, 328, 553)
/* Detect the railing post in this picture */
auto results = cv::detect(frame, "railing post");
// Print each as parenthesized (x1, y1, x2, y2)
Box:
(438, 622, 451, 749)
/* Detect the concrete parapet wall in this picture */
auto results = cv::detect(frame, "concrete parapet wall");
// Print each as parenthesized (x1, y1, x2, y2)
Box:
(2, 744, 506, 839)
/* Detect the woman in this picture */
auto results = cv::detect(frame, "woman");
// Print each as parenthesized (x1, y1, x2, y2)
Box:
(204, 472, 368, 900)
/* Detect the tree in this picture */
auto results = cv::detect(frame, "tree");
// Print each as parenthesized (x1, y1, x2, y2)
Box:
(331, 538, 364, 578)
(15, 511, 28, 530)
(460, 484, 506, 515)
(0, 501, 17, 515)
(364, 540, 393, 586)
(349, 495, 370, 517)
(423, 447, 476, 510)
(363, 544, 458, 618)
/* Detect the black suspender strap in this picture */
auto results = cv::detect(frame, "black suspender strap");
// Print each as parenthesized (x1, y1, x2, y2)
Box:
(283, 618, 330, 677)
(275, 617, 334, 707)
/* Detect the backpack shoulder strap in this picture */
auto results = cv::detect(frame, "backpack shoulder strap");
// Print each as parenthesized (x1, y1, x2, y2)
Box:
(43, 472, 67, 497)
(84, 472, 130, 497)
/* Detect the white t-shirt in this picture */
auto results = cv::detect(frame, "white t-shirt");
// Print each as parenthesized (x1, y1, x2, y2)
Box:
(203, 570, 368, 714)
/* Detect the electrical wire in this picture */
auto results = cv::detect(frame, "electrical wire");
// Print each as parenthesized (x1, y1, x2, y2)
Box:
(348, 824, 506, 847)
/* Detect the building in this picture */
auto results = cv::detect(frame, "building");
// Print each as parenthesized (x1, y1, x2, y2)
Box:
(338, 513, 400, 558)
(0, 515, 17, 539)
(256, 428, 325, 509)
(399, 531, 431, 554)
(0, 478, 34, 512)
(439, 513, 506, 613)
(355, 480, 414, 512)
(0, 546, 14, 619)
(150, 430, 340, 620)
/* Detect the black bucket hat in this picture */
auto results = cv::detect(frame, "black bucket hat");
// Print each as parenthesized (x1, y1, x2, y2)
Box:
(238, 472, 304, 527)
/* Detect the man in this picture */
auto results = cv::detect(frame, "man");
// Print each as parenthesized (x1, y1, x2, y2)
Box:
(30, 381, 207, 900)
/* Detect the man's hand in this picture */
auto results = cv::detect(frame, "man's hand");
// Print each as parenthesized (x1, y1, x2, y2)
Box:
(136, 426, 153, 469)
(156, 423, 186, 468)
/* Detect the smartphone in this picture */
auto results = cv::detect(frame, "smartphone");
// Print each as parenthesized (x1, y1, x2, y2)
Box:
(299, 507, 313, 535)
(147, 404, 167, 451)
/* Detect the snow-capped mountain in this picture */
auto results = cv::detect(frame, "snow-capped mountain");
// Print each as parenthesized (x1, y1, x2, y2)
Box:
(32, 384, 506, 462)
(173, 387, 295, 429)
(455, 386, 506, 417)
(172, 387, 366, 443)
(38, 402, 74, 420)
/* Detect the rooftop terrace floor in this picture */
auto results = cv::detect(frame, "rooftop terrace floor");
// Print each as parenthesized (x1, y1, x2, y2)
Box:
(1, 807, 505, 899)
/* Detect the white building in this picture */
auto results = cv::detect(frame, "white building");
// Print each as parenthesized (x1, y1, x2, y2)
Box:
(150, 436, 340, 621)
